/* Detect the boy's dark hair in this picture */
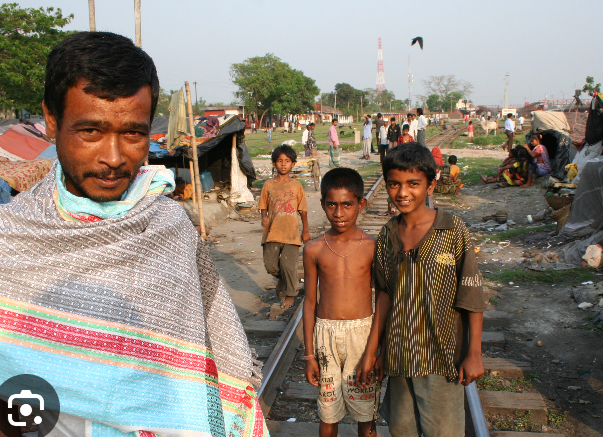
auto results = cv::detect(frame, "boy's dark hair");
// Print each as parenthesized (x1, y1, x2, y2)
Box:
(468, 120, 472, 125)
(383, 143, 437, 183)
(332, 118, 338, 124)
(377, 113, 382, 119)
(271, 145, 297, 163)
(507, 113, 513, 118)
(390, 116, 396, 122)
(407, 113, 412, 118)
(510, 147, 519, 158)
(402, 124, 409, 131)
(44, 32, 159, 128)
(320, 168, 364, 201)
(448, 155, 458, 165)
(417, 108, 424, 115)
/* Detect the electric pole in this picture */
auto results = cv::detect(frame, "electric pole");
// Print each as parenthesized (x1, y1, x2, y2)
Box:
(193, 81, 198, 114)
(504, 72, 509, 109)
(134, 0, 141, 47)
(88, 0, 96, 31)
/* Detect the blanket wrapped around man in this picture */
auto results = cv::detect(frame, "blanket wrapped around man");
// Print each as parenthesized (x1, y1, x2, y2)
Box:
(0, 163, 268, 437)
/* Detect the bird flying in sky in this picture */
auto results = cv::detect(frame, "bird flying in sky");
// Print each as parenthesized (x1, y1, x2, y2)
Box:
(411, 37, 423, 50)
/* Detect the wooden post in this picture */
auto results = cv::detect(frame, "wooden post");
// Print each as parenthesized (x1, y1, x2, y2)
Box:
(189, 160, 196, 209)
(134, 0, 141, 47)
(88, 0, 96, 31)
(185, 82, 206, 239)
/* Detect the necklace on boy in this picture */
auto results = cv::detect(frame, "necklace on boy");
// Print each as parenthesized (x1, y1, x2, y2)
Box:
(323, 232, 364, 258)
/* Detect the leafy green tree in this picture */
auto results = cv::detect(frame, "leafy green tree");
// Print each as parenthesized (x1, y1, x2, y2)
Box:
(230, 53, 319, 125)
(0, 3, 74, 114)
(441, 92, 463, 112)
(583, 76, 601, 97)
(426, 94, 440, 112)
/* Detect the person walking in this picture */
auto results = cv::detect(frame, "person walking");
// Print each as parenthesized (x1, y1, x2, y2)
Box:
(379, 120, 389, 163)
(518, 114, 525, 131)
(267, 126, 272, 143)
(374, 113, 384, 154)
(416, 108, 427, 147)
(504, 113, 515, 156)
(328, 119, 341, 168)
(362, 114, 372, 159)
(409, 113, 419, 141)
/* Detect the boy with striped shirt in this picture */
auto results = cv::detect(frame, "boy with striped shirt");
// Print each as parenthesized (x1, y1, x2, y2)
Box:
(356, 143, 486, 437)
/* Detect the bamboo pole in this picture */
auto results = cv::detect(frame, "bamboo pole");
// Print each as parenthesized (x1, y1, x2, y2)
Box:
(185, 81, 206, 239)
(189, 160, 196, 209)
(134, 0, 141, 47)
(88, 0, 96, 31)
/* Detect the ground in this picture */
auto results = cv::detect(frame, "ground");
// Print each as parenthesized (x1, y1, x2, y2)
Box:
(205, 123, 603, 436)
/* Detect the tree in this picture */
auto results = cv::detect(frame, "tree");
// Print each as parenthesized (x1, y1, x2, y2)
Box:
(422, 75, 473, 104)
(426, 94, 440, 112)
(0, 3, 74, 114)
(583, 76, 601, 97)
(441, 92, 463, 112)
(230, 53, 319, 125)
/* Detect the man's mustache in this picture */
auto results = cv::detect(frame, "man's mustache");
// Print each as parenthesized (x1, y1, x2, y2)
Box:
(82, 169, 132, 179)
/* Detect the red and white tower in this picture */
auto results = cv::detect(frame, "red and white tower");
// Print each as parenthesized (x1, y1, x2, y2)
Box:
(376, 38, 385, 91)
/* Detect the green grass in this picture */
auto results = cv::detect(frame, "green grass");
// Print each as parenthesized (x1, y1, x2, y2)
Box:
(472, 130, 526, 147)
(547, 410, 568, 427)
(492, 410, 540, 432)
(357, 163, 382, 179)
(483, 267, 599, 285)
(440, 156, 502, 185)
(488, 224, 556, 241)
(477, 374, 534, 393)
(244, 123, 363, 157)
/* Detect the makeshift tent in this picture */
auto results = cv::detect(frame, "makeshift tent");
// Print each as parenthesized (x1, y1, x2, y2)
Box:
(531, 111, 570, 135)
(526, 129, 572, 180)
(559, 159, 603, 239)
(148, 115, 256, 203)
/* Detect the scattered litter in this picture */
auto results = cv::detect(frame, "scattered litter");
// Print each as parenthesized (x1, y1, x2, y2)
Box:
(494, 223, 507, 231)
(482, 248, 498, 253)
(498, 241, 511, 248)
(474, 247, 481, 253)
(537, 341, 544, 347)
(527, 215, 533, 223)
(583, 244, 603, 268)
(578, 302, 594, 309)
(582, 281, 594, 285)
(567, 386, 581, 390)
(509, 282, 514, 285)
(237, 243, 243, 246)
(287, 418, 297, 422)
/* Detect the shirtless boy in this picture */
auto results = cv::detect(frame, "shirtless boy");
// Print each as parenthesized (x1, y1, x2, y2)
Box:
(303, 168, 377, 437)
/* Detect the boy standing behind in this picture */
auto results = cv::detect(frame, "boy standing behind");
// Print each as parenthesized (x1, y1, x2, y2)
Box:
(260, 145, 311, 309)
(356, 144, 486, 437)
(303, 168, 378, 437)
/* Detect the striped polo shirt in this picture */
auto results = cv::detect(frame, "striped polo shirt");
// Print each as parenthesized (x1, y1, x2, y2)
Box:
(373, 209, 485, 379)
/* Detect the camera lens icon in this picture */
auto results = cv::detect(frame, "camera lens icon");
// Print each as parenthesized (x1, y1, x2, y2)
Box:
(8, 389, 44, 427)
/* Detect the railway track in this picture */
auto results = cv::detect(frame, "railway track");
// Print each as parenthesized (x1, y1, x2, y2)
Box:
(252, 127, 559, 436)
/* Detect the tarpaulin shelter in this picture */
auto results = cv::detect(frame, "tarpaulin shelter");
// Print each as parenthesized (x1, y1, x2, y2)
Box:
(560, 158, 603, 239)
(526, 129, 572, 180)
(0, 120, 56, 203)
(531, 111, 570, 135)
(148, 115, 256, 202)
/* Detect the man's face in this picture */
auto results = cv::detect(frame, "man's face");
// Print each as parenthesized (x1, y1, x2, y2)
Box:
(44, 80, 152, 202)
(386, 168, 435, 214)
(321, 188, 365, 234)
(333, 120, 338, 127)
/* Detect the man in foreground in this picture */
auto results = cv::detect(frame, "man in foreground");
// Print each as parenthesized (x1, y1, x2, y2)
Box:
(0, 32, 267, 437)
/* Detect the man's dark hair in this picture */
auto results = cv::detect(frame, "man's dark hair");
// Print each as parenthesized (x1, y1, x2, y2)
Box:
(507, 113, 513, 118)
(383, 143, 436, 183)
(448, 155, 458, 165)
(377, 113, 383, 119)
(407, 113, 413, 118)
(402, 124, 410, 131)
(417, 108, 424, 116)
(44, 32, 160, 128)
(271, 145, 297, 163)
(320, 167, 364, 201)
(390, 116, 396, 122)
(332, 118, 338, 123)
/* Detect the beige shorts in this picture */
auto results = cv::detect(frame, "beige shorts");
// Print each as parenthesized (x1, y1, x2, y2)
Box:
(314, 315, 378, 423)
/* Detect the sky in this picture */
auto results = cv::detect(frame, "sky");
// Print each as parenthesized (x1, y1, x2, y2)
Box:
(17, 0, 602, 108)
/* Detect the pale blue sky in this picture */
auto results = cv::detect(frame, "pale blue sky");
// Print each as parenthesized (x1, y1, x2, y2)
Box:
(17, 0, 602, 107)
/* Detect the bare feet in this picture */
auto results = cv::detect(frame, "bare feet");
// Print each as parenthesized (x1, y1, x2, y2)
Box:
(479, 174, 487, 184)
(280, 296, 295, 309)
